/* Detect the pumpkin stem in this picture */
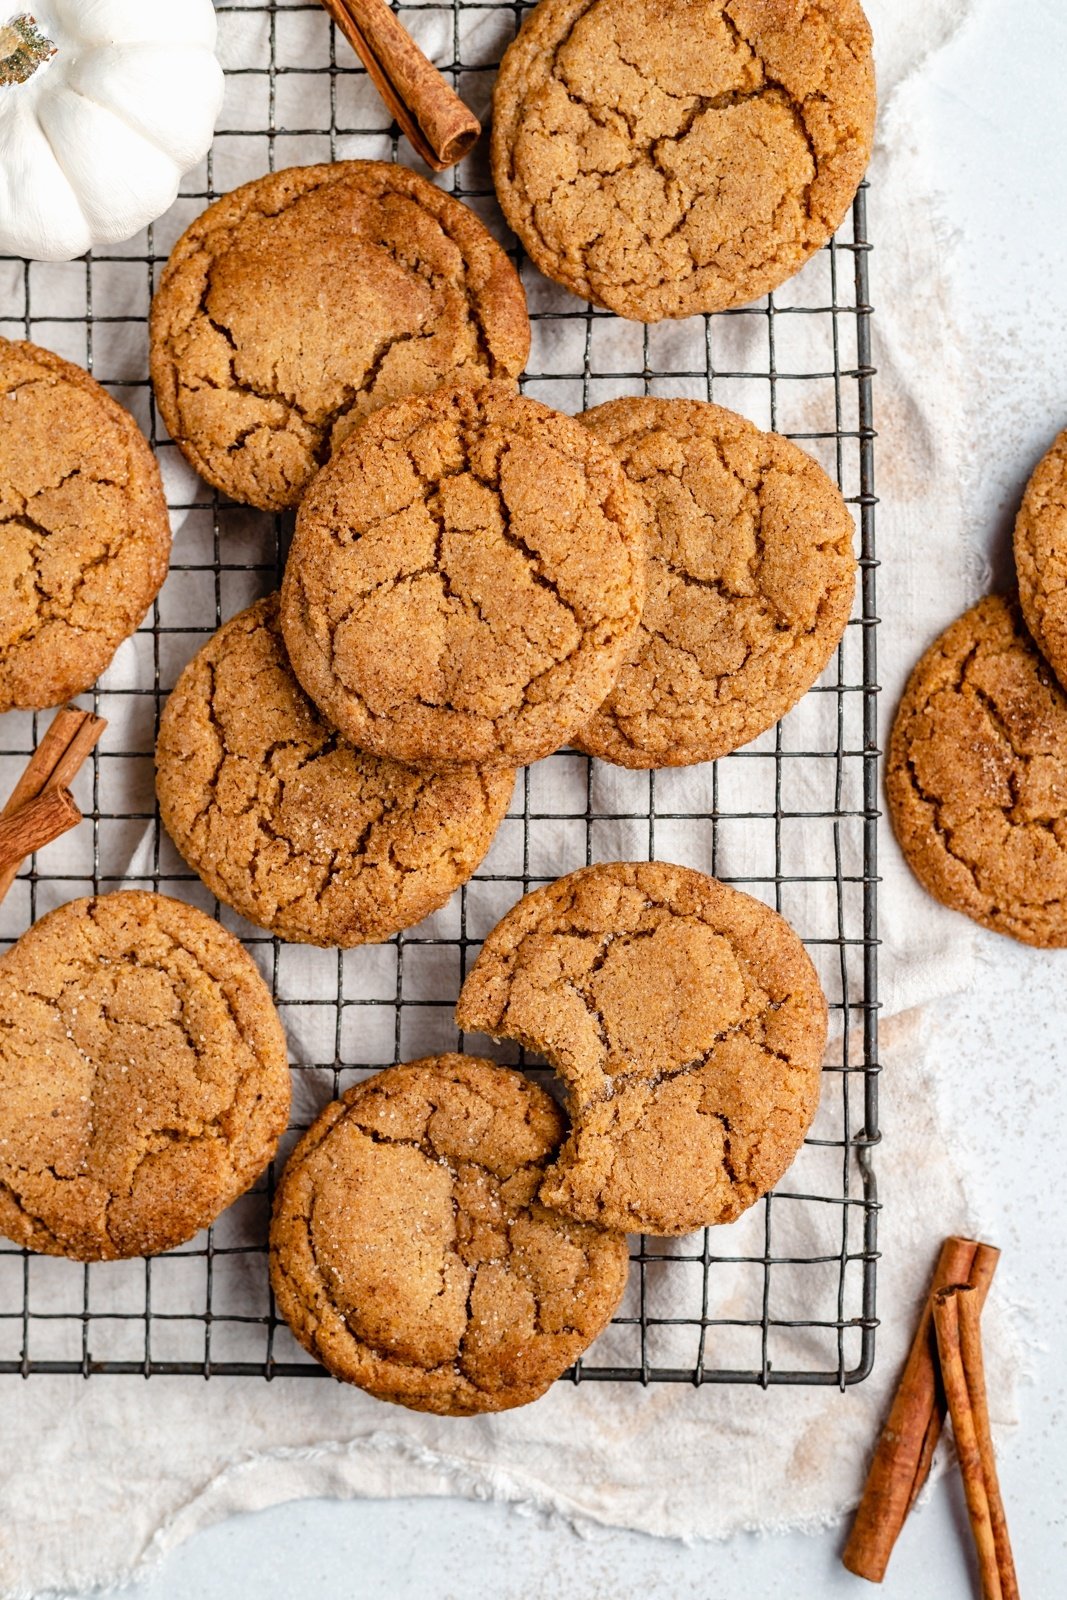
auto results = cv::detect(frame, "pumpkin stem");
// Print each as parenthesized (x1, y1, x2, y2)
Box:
(0, 14, 56, 87)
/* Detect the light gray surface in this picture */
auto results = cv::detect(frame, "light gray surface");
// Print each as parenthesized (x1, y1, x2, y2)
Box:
(54, 970, 1064, 1600)
(52, 1, 1067, 1593)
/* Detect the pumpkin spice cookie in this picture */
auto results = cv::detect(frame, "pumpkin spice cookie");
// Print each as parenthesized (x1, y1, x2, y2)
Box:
(456, 862, 827, 1236)
(1014, 429, 1067, 690)
(0, 891, 290, 1261)
(150, 161, 531, 510)
(887, 595, 1067, 948)
(270, 1055, 629, 1414)
(576, 398, 856, 767)
(0, 338, 171, 711)
(157, 596, 514, 946)
(280, 381, 645, 770)
(491, 0, 876, 321)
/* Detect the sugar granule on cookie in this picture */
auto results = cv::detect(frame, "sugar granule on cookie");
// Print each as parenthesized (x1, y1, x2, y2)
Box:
(150, 161, 531, 510)
(887, 594, 1067, 948)
(457, 860, 827, 1236)
(280, 381, 645, 770)
(157, 596, 514, 946)
(0, 891, 290, 1261)
(577, 397, 856, 767)
(270, 1055, 629, 1414)
(491, 0, 876, 321)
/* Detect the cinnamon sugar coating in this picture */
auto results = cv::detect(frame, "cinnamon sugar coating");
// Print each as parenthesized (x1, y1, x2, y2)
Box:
(576, 397, 856, 767)
(270, 1056, 629, 1414)
(0, 892, 290, 1261)
(150, 162, 530, 510)
(491, 0, 876, 320)
(1015, 429, 1067, 691)
(280, 382, 645, 770)
(457, 861, 826, 1236)
(0, 338, 171, 711)
(157, 596, 514, 946)
(887, 595, 1067, 947)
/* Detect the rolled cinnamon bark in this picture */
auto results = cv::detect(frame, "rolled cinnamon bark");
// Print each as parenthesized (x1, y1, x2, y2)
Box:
(319, 0, 480, 171)
(0, 787, 81, 881)
(933, 1289, 1003, 1600)
(842, 1235, 1000, 1583)
(0, 706, 105, 905)
(954, 1287, 1020, 1600)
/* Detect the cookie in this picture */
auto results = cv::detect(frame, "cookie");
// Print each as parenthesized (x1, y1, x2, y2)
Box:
(576, 397, 856, 767)
(157, 596, 515, 946)
(491, 0, 876, 321)
(150, 161, 531, 511)
(270, 1055, 629, 1414)
(0, 338, 171, 712)
(1014, 429, 1067, 690)
(886, 595, 1067, 948)
(0, 891, 290, 1261)
(456, 861, 826, 1236)
(280, 381, 645, 770)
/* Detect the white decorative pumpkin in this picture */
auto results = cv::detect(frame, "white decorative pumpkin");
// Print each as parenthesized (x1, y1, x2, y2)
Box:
(0, 1, 224, 261)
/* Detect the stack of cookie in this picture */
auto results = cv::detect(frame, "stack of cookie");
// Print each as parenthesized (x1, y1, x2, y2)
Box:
(149, 156, 861, 947)
(889, 432, 1067, 947)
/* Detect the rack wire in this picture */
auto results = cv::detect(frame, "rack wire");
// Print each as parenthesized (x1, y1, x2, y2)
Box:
(0, 0, 879, 1387)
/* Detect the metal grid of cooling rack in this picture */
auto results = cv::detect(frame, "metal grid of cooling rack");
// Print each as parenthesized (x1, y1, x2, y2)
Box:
(0, 0, 879, 1387)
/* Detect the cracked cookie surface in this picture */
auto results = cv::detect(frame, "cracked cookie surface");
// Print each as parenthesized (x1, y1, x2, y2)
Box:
(491, 0, 876, 321)
(157, 596, 515, 946)
(0, 891, 290, 1261)
(887, 595, 1067, 948)
(280, 382, 645, 769)
(1015, 430, 1067, 692)
(0, 338, 171, 712)
(456, 861, 826, 1235)
(149, 162, 531, 511)
(576, 397, 856, 767)
(269, 1055, 629, 1414)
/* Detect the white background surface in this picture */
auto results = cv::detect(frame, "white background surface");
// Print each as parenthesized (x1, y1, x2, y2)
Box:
(45, 1, 1067, 1594)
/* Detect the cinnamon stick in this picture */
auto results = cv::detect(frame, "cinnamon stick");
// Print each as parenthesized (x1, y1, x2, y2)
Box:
(0, 707, 85, 823)
(318, 0, 480, 171)
(0, 707, 106, 905)
(842, 1236, 1000, 1583)
(933, 1289, 1003, 1600)
(0, 787, 81, 874)
(44, 712, 107, 794)
(955, 1287, 1020, 1600)
(905, 1239, 1002, 1517)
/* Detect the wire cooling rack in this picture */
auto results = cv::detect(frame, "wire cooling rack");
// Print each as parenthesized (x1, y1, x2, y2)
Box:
(0, 0, 879, 1387)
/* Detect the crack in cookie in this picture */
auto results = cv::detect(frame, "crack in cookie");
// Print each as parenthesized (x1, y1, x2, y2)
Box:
(0, 340, 171, 712)
(491, 0, 876, 320)
(456, 861, 826, 1235)
(157, 596, 515, 946)
(150, 162, 531, 511)
(280, 382, 645, 770)
(576, 397, 856, 767)
(269, 1056, 629, 1414)
(887, 594, 1067, 947)
(0, 892, 290, 1261)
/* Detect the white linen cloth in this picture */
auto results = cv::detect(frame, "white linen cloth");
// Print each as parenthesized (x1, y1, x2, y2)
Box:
(0, 2, 1021, 1594)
